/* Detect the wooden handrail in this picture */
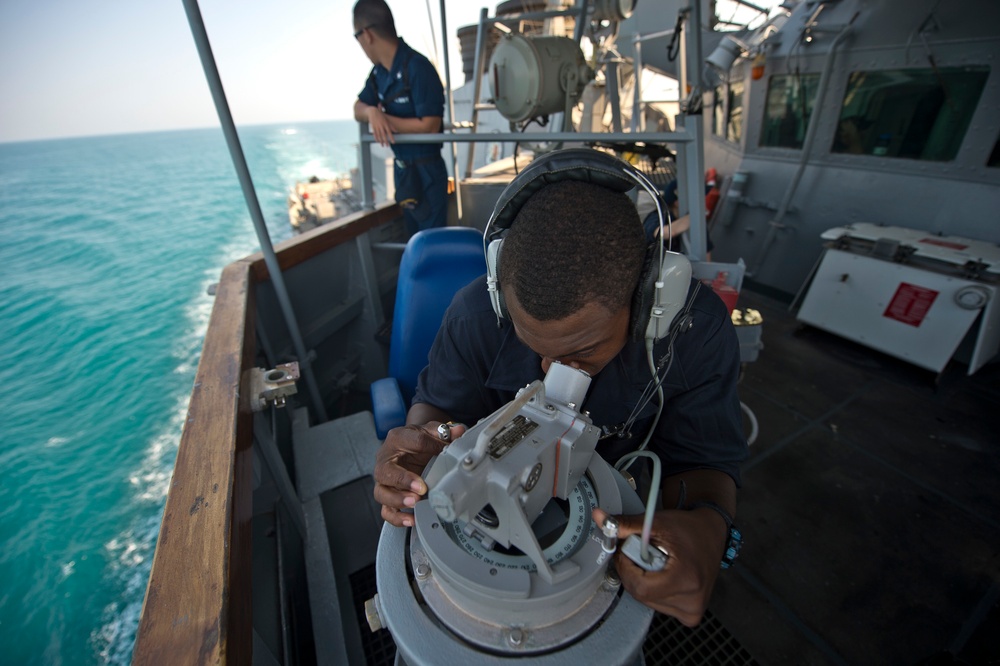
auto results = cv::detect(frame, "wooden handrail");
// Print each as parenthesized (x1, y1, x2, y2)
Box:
(134, 258, 256, 664)
(247, 201, 400, 281)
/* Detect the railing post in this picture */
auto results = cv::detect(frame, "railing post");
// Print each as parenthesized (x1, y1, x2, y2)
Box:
(359, 122, 375, 211)
(438, 0, 463, 221)
(465, 7, 490, 179)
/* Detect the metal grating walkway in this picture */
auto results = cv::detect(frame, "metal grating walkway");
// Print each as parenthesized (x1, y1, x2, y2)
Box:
(643, 610, 759, 665)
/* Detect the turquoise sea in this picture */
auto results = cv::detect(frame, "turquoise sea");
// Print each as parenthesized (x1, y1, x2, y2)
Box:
(0, 121, 360, 664)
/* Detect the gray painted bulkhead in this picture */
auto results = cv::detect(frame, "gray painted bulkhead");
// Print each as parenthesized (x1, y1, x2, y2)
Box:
(704, 0, 1000, 297)
(254, 218, 410, 411)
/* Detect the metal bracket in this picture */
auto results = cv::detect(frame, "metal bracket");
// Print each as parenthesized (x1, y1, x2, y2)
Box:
(620, 534, 668, 571)
(248, 362, 300, 412)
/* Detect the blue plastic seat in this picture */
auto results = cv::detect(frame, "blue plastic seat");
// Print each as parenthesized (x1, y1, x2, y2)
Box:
(370, 227, 487, 439)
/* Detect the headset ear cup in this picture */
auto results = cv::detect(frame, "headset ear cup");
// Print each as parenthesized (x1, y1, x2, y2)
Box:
(647, 251, 693, 343)
(486, 238, 507, 320)
(629, 243, 660, 342)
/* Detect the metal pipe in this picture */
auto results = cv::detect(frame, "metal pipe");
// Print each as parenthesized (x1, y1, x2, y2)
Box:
(438, 0, 462, 222)
(730, 0, 770, 16)
(631, 36, 643, 133)
(251, 411, 307, 538)
(370, 242, 408, 252)
(182, 0, 328, 422)
(674, 111, 689, 223)
(548, 0, 591, 137)
(678, 9, 688, 103)
(683, 112, 708, 260)
(359, 122, 375, 210)
(488, 8, 584, 24)
(464, 7, 489, 179)
(607, 60, 623, 133)
(688, 2, 705, 91)
(749, 18, 855, 276)
(636, 28, 678, 42)
(573, 0, 589, 43)
(685, 0, 708, 261)
(362, 130, 696, 144)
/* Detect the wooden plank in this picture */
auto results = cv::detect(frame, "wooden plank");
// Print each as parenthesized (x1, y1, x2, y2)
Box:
(134, 259, 256, 665)
(248, 202, 401, 281)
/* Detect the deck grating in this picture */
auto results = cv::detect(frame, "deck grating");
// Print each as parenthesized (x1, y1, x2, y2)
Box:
(349, 564, 397, 666)
(643, 609, 759, 665)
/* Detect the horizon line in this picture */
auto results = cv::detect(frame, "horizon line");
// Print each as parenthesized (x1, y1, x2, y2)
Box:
(0, 117, 360, 147)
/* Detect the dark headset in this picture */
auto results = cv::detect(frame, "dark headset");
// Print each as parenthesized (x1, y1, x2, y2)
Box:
(483, 148, 692, 348)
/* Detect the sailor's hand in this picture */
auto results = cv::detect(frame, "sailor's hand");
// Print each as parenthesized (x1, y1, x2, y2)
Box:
(374, 421, 467, 527)
(592, 507, 728, 627)
(366, 106, 395, 147)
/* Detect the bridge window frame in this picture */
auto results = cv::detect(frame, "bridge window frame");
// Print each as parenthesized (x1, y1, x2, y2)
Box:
(831, 66, 990, 162)
(759, 72, 821, 150)
(710, 78, 745, 145)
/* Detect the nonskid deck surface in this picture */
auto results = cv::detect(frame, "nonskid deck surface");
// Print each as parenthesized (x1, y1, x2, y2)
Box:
(706, 285, 1000, 665)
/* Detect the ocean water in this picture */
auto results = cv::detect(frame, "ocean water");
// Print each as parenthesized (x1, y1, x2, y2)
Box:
(0, 121, 360, 664)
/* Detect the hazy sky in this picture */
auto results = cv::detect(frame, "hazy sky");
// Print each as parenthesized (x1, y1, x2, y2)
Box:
(0, 0, 485, 143)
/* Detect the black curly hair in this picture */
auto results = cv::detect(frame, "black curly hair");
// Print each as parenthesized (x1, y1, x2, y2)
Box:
(498, 179, 646, 321)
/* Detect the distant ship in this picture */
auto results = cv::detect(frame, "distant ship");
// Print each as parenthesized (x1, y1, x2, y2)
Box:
(287, 174, 362, 234)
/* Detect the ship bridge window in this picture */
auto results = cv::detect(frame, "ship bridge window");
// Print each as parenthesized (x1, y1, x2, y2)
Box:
(710, 80, 744, 144)
(728, 79, 744, 143)
(833, 67, 989, 161)
(712, 86, 725, 137)
(760, 73, 821, 149)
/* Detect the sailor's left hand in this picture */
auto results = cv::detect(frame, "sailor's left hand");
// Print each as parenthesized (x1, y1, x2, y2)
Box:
(374, 421, 467, 527)
(592, 507, 728, 627)
(366, 105, 395, 147)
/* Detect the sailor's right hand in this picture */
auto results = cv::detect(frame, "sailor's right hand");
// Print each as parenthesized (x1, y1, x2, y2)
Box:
(374, 421, 467, 527)
(366, 106, 395, 147)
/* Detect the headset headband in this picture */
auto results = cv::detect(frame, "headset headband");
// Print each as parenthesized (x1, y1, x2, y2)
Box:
(483, 148, 641, 247)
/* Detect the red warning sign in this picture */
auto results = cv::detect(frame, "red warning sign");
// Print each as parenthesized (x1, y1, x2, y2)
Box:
(919, 238, 968, 251)
(883, 283, 939, 327)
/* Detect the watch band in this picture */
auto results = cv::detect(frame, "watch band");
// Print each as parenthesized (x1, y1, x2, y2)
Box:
(721, 526, 742, 569)
(682, 499, 742, 569)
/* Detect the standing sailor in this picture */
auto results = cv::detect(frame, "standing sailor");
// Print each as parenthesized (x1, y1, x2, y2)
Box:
(352, 0, 448, 233)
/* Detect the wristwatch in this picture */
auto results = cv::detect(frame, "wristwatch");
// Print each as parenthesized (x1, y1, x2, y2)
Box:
(721, 526, 742, 569)
(684, 500, 743, 569)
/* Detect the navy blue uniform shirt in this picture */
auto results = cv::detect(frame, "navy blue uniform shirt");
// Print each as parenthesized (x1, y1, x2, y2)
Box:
(414, 275, 749, 486)
(358, 38, 444, 160)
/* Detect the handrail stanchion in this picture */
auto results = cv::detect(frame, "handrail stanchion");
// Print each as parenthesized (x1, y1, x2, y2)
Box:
(465, 7, 489, 179)
(632, 36, 644, 133)
(573, 0, 589, 42)
(182, 0, 328, 422)
(439, 0, 462, 222)
(359, 122, 375, 211)
(685, 0, 708, 261)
